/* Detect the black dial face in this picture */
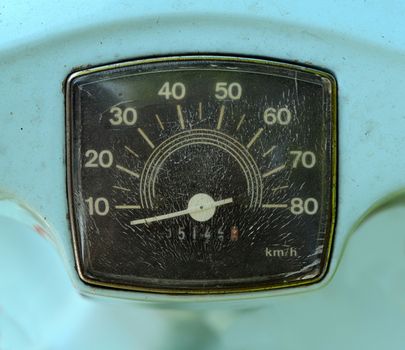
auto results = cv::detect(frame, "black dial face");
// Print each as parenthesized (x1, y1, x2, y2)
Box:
(67, 56, 336, 293)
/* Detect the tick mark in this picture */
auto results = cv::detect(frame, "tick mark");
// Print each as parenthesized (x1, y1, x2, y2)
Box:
(236, 114, 245, 131)
(198, 102, 202, 120)
(272, 185, 289, 192)
(124, 146, 139, 158)
(263, 146, 276, 157)
(216, 105, 225, 130)
(113, 185, 131, 192)
(176, 105, 185, 129)
(262, 203, 288, 209)
(137, 128, 155, 149)
(116, 164, 140, 178)
(262, 164, 286, 178)
(246, 128, 264, 149)
(155, 114, 164, 130)
(115, 205, 141, 209)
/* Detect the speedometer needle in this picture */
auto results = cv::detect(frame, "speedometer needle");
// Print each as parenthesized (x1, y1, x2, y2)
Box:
(130, 197, 233, 225)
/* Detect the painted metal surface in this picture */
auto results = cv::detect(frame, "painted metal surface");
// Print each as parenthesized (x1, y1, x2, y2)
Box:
(0, 1, 404, 348)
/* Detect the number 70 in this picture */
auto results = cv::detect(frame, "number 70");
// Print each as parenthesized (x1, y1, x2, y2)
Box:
(290, 150, 316, 168)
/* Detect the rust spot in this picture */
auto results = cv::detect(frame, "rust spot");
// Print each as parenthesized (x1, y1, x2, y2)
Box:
(230, 226, 239, 241)
(34, 225, 47, 237)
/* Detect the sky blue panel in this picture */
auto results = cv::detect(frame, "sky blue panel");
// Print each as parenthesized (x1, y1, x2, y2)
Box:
(1, 1, 405, 348)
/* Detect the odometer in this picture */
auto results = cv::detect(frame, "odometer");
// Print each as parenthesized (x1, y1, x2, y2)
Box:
(66, 56, 337, 293)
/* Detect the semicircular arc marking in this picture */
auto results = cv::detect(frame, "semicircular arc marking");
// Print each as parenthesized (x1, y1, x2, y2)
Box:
(140, 129, 263, 209)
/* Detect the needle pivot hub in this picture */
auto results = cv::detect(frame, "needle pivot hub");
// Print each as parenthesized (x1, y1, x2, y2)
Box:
(188, 193, 215, 222)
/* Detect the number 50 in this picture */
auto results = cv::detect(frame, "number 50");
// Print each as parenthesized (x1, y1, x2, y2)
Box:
(215, 82, 242, 100)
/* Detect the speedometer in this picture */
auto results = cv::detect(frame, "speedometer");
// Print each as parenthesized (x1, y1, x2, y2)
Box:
(66, 56, 337, 293)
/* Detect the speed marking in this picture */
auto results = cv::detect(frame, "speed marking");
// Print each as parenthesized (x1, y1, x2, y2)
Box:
(263, 146, 276, 157)
(155, 114, 164, 130)
(262, 204, 288, 209)
(236, 114, 246, 131)
(113, 185, 131, 192)
(198, 102, 202, 120)
(262, 164, 286, 178)
(176, 104, 185, 129)
(246, 128, 264, 149)
(115, 205, 141, 210)
(272, 185, 289, 192)
(124, 146, 139, 158)
(216, 105, 225, 130)
(137, 128, 156, 149)
(116, 164, 140, 178)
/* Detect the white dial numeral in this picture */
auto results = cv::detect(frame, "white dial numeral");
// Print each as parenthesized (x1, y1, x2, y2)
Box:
(290, 151, 316, 168)
(109, 107, 137, 126)
(85, 197, 110, 216)
(290, 198, 318, 215)
(84, 150, 113, 168)
(158, 82, 186, 100)
(263, 107, 291, 125)
(215, 82, 242, 100)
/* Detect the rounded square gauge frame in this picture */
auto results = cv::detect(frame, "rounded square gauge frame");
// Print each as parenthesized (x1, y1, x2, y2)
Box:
(66, 55, 337, 295)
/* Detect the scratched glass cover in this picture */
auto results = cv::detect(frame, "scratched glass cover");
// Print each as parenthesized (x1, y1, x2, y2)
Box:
(67, 57, 336, 292)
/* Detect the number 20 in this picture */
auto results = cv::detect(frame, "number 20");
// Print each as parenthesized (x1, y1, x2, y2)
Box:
(84, 150, 113, 168)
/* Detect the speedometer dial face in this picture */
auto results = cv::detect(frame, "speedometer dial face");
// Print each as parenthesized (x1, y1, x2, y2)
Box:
(67, 56, 336, 293)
